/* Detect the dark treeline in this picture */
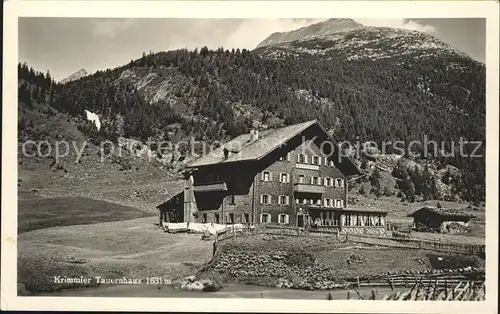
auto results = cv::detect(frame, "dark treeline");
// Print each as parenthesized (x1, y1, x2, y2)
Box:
(17, 42, 485, 201)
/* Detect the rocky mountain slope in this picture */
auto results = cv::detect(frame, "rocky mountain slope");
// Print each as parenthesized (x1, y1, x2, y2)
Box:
(256, 18, 469, 60)
(256, 18, 364, 48)
(60, 68, 88, 84)
(18, 19, 485, 203)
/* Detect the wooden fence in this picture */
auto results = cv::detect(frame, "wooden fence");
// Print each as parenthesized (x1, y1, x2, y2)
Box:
(346, 233, 485, 256)
(214, 225, 485, 256)
(215, 224, 342, 242)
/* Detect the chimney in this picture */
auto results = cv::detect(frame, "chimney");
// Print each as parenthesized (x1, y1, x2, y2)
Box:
(249, 129, 259, 142)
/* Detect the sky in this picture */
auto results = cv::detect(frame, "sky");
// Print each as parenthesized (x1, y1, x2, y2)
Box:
(18, 18, 486, 81)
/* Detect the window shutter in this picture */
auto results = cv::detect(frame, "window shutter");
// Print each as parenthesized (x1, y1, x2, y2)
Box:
(318, 157, 322, 165)
(334, 179, 339, 188)
(310, 177, 314, 185)
(305, 155, 309, 164)
(323, 199, 327, 207)
(297, 154, 301, 163)
(267, 214, 271, 223)
(284, 215, 289, 224)
(340, 179, 344, 188)
(260, 195, 263, 204)
(269, 172, 273, 181)
(285, 196, 289, 205)
(278, 173, 282, 183)
(287, 152, 291, 162)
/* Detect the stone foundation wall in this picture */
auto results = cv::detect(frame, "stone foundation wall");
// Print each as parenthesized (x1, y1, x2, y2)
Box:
(341, 226, 386, 236)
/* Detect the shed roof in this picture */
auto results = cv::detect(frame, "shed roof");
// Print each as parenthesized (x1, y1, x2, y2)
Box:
(407, 206, 476, 219)
(185, 120, 361, 176)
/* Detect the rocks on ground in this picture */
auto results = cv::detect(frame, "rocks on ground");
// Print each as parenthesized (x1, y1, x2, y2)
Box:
(179, 275, 223, 292)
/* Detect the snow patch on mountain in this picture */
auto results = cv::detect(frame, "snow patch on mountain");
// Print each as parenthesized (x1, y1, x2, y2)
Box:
(84, 109, 101, 131)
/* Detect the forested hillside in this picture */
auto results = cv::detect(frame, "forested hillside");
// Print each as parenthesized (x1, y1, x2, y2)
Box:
(17, 22, 486, 203)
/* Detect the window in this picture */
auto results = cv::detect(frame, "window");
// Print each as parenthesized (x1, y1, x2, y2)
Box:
(215, 213, 220, 224)
(302, 199, 308, 205)
(242, 213, 250, 224)
(375, 216, 384, 226)
(311, 176, 319, 185)
(332, 213, 340, 226)
(316, 199, 322, 206)
(298, 154, 306, 164)
(260, 213, 271, 223)
(335, 199, 344, 208)
(228, 213, 235, 224)
(295, 198, 300, 204)
(366, 216, 373, 226)
(345, 214, 352, 226)
(309, 199, 314, 205)
(202, 213, 208, 223)
(262, 171, 272, 182)
(298, 175, 305, 183)
(279, 173, 290, 183)
(329, 160, 335, 167)
(278, 214, 289, 224)
(312, 156, 320, 165)
(280, 152, 291, 162)
(355, 215, 362, 226)
(335, 178, 345, 188)
(324, 198, 333, 207)
(324, 177, 332, 187)
(228, 195, 236, 205)
(260, 194, 271, 205)
(278, 195, 289, 205)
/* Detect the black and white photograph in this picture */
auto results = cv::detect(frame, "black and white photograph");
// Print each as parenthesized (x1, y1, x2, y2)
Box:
(2, 1, 499, 312)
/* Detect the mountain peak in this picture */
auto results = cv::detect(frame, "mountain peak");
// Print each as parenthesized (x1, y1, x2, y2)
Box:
(60, 69, 88, 84)
(256, 18, 364, 48)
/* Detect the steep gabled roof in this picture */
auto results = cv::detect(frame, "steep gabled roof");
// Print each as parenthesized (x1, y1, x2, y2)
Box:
(185, 120, 361, 176)
(407, 206, 476, 219)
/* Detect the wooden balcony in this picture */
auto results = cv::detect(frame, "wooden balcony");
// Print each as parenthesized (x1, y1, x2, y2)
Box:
(293, 183, 325, 194)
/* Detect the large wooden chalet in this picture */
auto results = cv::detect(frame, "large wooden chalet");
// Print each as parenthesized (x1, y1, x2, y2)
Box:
(158, 120, 388, 235)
